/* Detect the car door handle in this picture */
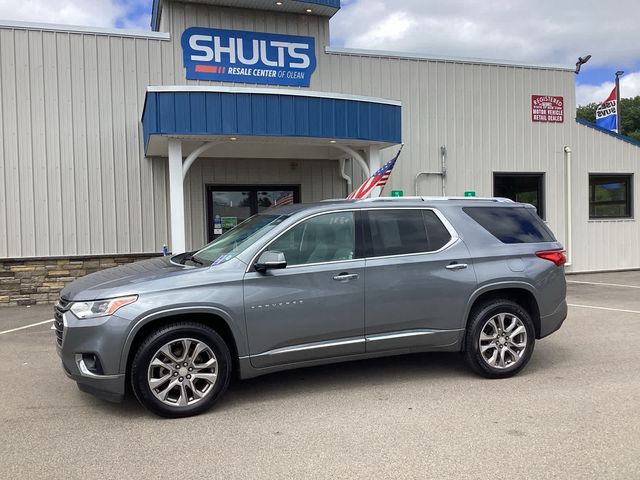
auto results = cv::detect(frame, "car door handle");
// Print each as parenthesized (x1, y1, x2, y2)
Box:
(445, 263, 468, 271)
(333, 273, 359, 281)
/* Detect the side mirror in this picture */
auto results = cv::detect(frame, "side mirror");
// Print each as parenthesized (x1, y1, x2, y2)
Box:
(255, 251, 287, 273)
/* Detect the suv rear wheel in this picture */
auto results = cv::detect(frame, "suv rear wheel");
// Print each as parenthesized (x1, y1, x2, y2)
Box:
(464, 300, 535, 378)
(131, 322, 231, 418)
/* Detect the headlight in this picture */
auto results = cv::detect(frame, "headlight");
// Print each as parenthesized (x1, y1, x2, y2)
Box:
(70, 295, 138, 319)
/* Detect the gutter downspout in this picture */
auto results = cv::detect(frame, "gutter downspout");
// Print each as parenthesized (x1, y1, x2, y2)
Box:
(415, 145, 447, 196)
(338, 158, 352, 194)
(564, 146, 572, 267)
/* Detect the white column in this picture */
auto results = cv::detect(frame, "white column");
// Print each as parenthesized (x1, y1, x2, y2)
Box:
(367, 146, 383, 197)
(168, 138, 186, 254)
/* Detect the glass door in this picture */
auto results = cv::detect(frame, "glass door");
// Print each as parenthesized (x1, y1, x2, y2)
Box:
(206, 185, 300, 241)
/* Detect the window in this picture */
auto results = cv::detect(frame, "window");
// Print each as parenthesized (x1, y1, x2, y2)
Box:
(494, 173, 545, 218)
(463, 206, 555, 244)
(194, 214, 289, 265)
(423, 210, 452, 250)
(206, 185, 300, 241)
(589, 174, 633, 219)
(268, 212, 355, 266)
(366, 209, 451, 257)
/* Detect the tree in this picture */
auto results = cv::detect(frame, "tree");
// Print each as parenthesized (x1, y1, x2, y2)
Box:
(577, 96, 640, 142)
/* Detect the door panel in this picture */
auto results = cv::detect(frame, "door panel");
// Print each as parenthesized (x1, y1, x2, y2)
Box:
(243, 260, 365, 368)
(364, 240, 476, 352)
(362, 207, 478, 352)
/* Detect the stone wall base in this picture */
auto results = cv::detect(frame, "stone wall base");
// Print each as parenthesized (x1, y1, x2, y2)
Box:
(0, 254, 161, 307)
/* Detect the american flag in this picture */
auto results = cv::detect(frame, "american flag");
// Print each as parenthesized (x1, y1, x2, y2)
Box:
(347, 146, 403, 199)
(273, 192, 294, 207)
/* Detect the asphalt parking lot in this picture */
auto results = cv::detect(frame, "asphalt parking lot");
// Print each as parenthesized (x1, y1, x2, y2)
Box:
(1, 272, 639, 479)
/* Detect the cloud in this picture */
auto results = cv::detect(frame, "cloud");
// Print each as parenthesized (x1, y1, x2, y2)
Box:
(576, 71, 640, 105)
(0, 0, 150, 29)
(331, 0, 640, 68)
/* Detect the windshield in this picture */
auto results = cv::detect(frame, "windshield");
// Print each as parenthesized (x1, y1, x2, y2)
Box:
(193, 214, 289, 265)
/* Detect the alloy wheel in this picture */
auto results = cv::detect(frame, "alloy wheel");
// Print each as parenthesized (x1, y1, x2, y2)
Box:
(478, 313, 528, 369)
(147, 338, 218, 407)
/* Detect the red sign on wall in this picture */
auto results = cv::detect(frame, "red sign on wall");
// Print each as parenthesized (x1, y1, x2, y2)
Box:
(531, 95, 564, 123)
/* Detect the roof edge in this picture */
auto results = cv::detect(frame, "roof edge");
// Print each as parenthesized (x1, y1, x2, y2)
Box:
(0, 19, 170, 40)
(576, 117, 640, 148)
(326, 46, 574, 72)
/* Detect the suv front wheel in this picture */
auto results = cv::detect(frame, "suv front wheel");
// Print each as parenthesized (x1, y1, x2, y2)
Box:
(464, 300, 535, 378)
(131, 322, 231, 418)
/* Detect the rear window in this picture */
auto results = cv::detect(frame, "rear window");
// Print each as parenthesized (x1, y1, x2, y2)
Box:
(463, 206, 555, 244)
(366, 209, 452, 257)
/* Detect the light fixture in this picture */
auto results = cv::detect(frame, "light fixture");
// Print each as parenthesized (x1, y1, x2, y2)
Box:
(275, 1, 283, 5)
(329, 140, 337, 143)
(230, 137, 238, 141)
(305, 8, 313, 13)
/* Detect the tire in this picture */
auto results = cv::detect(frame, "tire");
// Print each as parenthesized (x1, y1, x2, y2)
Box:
(131, 322, 231, 418)
(464, 300, 535, 379)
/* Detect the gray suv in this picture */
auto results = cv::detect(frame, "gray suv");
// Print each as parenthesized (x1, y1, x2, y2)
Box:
(55, 197, 567, 417)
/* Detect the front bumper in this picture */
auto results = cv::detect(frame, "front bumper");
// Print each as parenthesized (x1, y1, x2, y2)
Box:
(538, 299, 568, 338)
(55, 304, 130, 403)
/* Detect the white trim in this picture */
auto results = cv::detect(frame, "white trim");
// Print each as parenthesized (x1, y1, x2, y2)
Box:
(326, 46, 573, 72)
(146, 85, 402, 106)
(168, 139, 186, 254)
(0, 19, 170, 40)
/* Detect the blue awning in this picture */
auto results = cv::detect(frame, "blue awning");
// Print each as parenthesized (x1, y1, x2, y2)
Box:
(141, 87, 402, 155)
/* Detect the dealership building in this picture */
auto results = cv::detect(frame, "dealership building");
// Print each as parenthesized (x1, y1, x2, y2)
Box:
(1, 0, 640, 305)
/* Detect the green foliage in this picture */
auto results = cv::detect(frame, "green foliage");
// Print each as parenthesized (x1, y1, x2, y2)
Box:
(577, 96, 640, 142)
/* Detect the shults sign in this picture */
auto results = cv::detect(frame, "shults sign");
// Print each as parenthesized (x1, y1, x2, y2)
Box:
(181, 27, 317, 87)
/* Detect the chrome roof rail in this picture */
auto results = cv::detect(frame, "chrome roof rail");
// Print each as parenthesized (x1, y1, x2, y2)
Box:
(420, 196, 515, 203)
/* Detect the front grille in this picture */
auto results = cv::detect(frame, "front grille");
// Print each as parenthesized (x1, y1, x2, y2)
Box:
(53, 298, 70, 347)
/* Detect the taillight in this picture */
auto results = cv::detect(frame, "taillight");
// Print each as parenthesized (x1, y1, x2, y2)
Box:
(535, 249, 567, 266)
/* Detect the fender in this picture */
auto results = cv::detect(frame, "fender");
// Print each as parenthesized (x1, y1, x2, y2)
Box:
(118, 305, 246, 373)
(462, 280, 539, 329)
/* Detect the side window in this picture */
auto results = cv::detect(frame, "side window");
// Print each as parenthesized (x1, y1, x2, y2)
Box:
(423, 210, 452, 250)
(367, 210, 429, 257)
(268, 212, 355, 266)
(463, 206, 556, 244)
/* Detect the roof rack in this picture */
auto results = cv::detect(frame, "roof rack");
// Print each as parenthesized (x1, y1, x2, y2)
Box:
(358, 196, 514, 203)
(419, 196, 514, 203)
(320, 196, 515, 203)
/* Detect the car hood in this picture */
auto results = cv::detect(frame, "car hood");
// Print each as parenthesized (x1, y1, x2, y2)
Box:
(60, 256, 207, 301)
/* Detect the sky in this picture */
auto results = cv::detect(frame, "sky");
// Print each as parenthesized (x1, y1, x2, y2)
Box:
(0, 0, 638, 106)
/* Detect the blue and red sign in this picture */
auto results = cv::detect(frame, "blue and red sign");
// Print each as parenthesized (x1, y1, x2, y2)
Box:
(181, 27, 316, 87)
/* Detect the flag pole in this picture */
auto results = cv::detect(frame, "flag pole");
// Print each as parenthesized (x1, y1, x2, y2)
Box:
(378, 143, 404, 197)
(615, 70, 624, 134)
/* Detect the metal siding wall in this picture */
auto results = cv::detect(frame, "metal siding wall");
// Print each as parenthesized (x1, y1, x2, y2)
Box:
(0, 26, 173, 258)
(2, 4, 640, 271)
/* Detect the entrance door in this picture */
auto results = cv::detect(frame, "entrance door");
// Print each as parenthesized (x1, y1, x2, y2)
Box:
(206, 185, 300, 241)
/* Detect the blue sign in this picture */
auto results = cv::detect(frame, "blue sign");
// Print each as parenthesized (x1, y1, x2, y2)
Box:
(181, 27, 316, 87)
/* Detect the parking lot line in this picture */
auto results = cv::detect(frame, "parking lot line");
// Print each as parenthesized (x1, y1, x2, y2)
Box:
(0, 319, 55, 336)
(567, 280, 640, 289)
(568, 304, 640, 314)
